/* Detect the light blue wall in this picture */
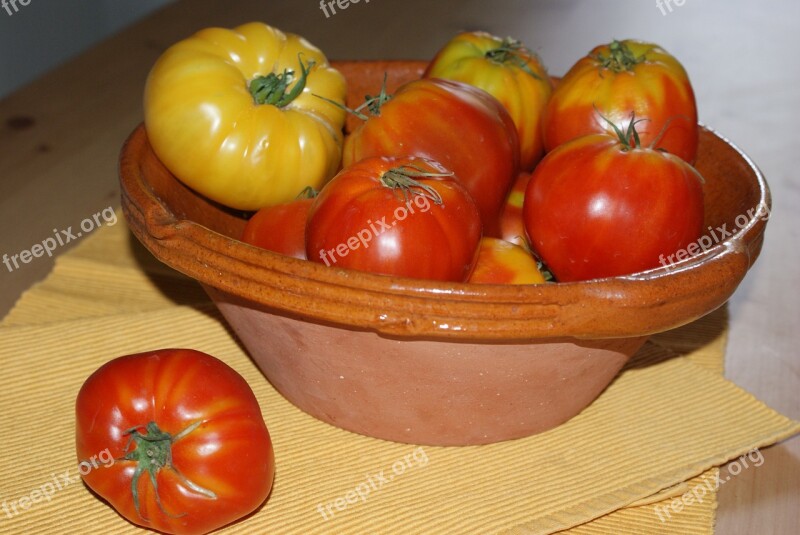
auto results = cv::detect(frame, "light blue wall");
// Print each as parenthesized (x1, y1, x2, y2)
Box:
(0, 0, 175, 99)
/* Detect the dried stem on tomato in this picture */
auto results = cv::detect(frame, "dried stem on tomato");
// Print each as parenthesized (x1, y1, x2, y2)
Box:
(380, 164, 449, 205)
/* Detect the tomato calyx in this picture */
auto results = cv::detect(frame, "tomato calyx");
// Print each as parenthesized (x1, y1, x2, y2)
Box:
(594, 107, 648, 150)
(592, 40, 645, 73)
(485, 38, 542, 80)
(379, 164, 448, 205)
(249, 55, 315, 107)
(122, 420, 217, 521)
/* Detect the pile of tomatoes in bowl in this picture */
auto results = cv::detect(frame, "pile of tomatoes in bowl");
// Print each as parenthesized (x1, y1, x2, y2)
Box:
(144, 22, 705, 285)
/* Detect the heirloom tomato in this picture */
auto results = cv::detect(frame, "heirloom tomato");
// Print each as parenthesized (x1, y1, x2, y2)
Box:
(499, 172, 532, 247)
(75, 349, 274, 535)
(524, 119, 704, 282)
(425, 31, 552, 170)
(242, 187, 316, 259)
(342, 78, 519, 236)
(468, 237, 545, 285)
(542, 39, 698, 163)
(307, 156, 481, 281)
(145, 22, 347, 210)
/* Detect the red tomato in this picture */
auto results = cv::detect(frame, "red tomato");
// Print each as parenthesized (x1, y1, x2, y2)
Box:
(499, 172, 532, 247)
(524, 121, 704, 282)
(468, 237, 545, 284)
(75, 349, 274, 535)
(543, 39, 698, 163)
(307, 156, 482, 281)
(343, 77, 519, 236)
(424, 31, 552, 171)
(242, 187, 316, 259)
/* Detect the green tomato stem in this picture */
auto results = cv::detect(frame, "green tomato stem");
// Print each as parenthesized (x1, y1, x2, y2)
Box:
(121, 420, 217, 521)
(485, 38, 542, 80)
(313, 72, 392, 121)
(250, 54, 315, 107)
(591, 40, 645, 73)
(593, 106, 647, 150)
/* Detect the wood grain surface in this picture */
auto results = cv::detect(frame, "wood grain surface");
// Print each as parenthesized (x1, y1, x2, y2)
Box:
(1, 0, 797, 533)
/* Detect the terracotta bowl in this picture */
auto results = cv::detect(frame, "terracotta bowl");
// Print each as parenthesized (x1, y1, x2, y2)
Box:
(119, 60, 770, 446)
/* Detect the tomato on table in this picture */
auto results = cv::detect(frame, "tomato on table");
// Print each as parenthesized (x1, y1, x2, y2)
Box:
(524, 118, 704, 282)
(425, 31, 552, 171)
(542, 39, 698, 163)
(75, 349, 274, 535)
(242, 187, 316, 259)
(307, 156, 482, 282)
(342, 77, 519, 237)
(145, 22, 347, 210)
(468, 237, 545, 284)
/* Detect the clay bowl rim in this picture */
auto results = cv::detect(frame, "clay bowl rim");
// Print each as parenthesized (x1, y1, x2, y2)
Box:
(120, 110, 769, 343)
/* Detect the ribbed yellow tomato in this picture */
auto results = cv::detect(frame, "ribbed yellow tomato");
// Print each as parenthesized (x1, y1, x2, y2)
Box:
(144, 22, 347, 210)
(425, 32, 552, 171)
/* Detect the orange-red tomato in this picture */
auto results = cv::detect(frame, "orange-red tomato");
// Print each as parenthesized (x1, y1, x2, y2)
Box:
(75, 349, 274, 535)
(468, 237, 545, 284)
(499, 172, 532, 247)
(242, 189, 315, 259)
(343, 78, 519, 237)
(424, 31, 552, 171)
(542, 39, 698, 163)
(525, 125, 704, 282)
(307, 156, 482, 281)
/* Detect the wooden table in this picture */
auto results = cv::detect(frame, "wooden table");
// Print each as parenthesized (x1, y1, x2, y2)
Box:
(1, 0, 797, 532)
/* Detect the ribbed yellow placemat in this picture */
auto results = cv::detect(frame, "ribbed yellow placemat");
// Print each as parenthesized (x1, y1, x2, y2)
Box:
(0, 216, 796, 534)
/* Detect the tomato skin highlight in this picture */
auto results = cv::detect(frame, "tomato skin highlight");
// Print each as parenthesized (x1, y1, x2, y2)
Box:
(307, 156, 482, 282)
(468, 237, 545, 284)
(424, 31, 552, 171)
(242, 197, 313, 259)
(75, 349, 274, 535)
(343, 77, 519, 237)
(523, 133, 704, 282)
(542, 39, 698, 163)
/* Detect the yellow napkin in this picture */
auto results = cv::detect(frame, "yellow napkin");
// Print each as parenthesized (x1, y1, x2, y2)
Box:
(0, 216, 797, 534)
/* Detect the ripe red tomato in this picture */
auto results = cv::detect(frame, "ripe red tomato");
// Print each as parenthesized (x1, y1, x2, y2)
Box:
(242, 187, 316, 259)
(499, 172, 532, 247)
(542, 39, 698, 163)
(424, 31, 552, 171)
(342, 77, 519, 236)
(307, 156, 482, 281)
(524, 121, 704, 282)
(75, 349, 274, 535)
(468, 237, 545, 284)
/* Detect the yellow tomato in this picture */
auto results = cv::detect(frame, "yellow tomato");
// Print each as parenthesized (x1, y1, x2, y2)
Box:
(144, 22, 347, 210)
(468, 238, 546, 285)
(425, 32, 552, 171)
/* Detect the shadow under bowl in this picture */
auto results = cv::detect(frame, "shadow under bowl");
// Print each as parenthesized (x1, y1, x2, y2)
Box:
(119, 60, 769, 446)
